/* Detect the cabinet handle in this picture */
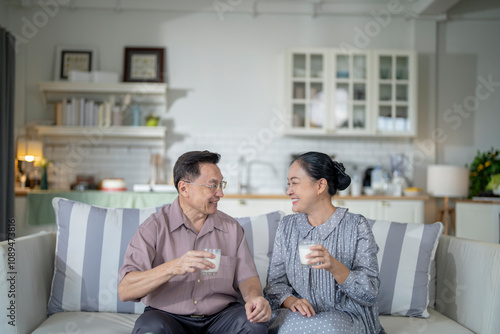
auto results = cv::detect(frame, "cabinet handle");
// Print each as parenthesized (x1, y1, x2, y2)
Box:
(238, 199, 247, 205)
(379, 201, 390, 207)
(336, 200, 345, 206)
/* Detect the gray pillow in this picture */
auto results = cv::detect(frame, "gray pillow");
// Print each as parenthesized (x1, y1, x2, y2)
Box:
(48, 197, 164, 315)
(367, 219, 444, 318)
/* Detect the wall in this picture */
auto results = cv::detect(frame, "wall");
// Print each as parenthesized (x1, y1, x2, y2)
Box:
(5, 3, 450, 194)
(0, 0, 7, 27)
(436, 18, 500, 167)
(6, 2, 500, 191)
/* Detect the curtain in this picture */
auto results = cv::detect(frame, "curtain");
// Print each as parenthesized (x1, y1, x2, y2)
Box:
(0, 27, 16, 241)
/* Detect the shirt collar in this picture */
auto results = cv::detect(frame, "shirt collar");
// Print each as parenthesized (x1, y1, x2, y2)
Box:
(168, 197, 228, 235)
(296, 207, 348, 240)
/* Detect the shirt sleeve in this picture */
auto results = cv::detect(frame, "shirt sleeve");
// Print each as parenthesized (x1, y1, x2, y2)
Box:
(337, 215, 380, 306)
(263, 219, 295, 310)
(118, 217, 158, 284)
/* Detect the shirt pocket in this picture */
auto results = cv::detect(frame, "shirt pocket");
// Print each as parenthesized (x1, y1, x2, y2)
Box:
(208, 255, 237, 292)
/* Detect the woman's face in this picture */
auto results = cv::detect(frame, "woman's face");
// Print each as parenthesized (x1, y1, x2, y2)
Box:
(286, 161, 321, 213)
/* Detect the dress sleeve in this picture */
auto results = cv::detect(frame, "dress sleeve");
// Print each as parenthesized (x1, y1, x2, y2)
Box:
(263, 219, 295, 310)
(337, 216, 380, 306)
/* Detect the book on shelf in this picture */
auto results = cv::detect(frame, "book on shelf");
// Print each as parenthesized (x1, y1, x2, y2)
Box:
(57, 97, 114, 127)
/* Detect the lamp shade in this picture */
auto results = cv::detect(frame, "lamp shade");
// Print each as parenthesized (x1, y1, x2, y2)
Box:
(427, 165, 469, 198)
(16, 138, 43, 162)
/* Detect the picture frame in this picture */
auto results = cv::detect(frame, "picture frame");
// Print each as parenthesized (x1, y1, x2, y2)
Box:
(54, 45, 97, 81)
(123, 47, 165, 83)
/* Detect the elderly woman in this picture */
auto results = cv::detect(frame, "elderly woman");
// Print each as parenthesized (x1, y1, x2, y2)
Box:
(264, 152, 386, 334)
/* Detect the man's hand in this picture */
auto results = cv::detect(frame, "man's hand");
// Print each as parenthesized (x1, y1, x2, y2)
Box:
(245, 296, 271, 323)
(119, 250, 215, 302)
(170, 250, 216, 276)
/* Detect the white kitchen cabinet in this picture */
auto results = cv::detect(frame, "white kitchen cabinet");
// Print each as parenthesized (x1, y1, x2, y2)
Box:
(286, 49, 330, 135)
(456, 201, 500, 244)
(373, 50, 417, 136)
(285, 49, 417, 137)
(218, 196, 425, 224)
(333, 199, 377, 219)
(333, 198, 424, 224)
(217, 198, 293, 218)
(330, 50, 373, 135)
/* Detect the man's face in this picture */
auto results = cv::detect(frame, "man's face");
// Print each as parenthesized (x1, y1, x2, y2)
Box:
(183, 163, 224, 216)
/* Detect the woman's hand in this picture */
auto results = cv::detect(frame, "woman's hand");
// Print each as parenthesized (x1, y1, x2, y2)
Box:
(282, 296, 316, 317)
(307, 245, 350, 284)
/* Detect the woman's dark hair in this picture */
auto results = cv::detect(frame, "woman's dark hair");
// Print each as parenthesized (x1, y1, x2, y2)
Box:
(292, 151, 351, 196)
(173, 150, 221, 192)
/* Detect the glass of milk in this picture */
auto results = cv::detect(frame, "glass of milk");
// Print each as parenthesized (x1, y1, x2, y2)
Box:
(298, 240, 319, 266)
(202, 249, 221, 276)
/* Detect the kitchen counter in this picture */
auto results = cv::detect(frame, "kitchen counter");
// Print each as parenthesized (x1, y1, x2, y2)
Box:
(224, 193, 430, 201)
(17, 188, 430, 201)
(24, 190, 178, 226)
(456, 198, 500, 204)
(21, 190, 431, 227)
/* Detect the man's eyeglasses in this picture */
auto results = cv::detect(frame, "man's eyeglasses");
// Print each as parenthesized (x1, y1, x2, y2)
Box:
(183, 180, 227, 192)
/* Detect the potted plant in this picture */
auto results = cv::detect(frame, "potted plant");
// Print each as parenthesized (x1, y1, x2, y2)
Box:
(467, 148, 500, 198)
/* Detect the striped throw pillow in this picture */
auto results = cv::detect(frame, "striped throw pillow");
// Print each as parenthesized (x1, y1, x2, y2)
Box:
(236, 211, 285, 290)
(367, 219, 444, 318)
(48, 197, 165, 315)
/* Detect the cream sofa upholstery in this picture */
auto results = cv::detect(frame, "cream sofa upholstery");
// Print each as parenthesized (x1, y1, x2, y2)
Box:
(1, 229, 499, 333)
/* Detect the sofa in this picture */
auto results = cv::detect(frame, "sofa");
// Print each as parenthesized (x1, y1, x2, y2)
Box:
(1, 198, 499, 334)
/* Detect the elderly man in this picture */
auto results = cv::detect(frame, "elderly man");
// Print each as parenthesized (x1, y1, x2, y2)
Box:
(118, 150, 270, 334)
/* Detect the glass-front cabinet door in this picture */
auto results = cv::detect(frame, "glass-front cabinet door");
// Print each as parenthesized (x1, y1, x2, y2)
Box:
(288, 49, 329, 133)
(330, 51, 371, 134)
(373, 50, 416, 136)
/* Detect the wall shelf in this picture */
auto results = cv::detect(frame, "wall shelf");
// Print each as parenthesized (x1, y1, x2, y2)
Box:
(34, 125, 167, 139)
(38, 81, 168, 106)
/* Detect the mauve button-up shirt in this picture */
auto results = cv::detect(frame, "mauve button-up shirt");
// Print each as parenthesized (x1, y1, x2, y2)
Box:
(118, 197, 258, 316)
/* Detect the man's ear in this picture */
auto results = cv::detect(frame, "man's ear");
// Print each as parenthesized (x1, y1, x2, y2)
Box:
(178, 181, 189, 197)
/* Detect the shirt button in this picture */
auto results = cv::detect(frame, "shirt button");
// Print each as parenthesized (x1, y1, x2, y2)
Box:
(194, 300, 197, 305)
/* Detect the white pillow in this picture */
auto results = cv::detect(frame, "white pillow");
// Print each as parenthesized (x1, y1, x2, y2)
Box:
(236, 211, 285, 290)
(367, 219, 444, 318)
(48, 197, 164, 315)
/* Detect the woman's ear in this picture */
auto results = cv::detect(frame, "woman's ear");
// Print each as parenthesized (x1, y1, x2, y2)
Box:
(317, 178, 328, 195)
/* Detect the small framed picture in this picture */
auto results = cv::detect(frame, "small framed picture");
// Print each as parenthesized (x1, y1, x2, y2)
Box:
(123, 47, 165, 83)
(54, 45, 97, 80)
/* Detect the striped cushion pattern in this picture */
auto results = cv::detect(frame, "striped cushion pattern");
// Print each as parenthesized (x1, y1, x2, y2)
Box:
(367, 219, 444, 318)
(236, 211, 285, 290)
(48, 197, 164, 315)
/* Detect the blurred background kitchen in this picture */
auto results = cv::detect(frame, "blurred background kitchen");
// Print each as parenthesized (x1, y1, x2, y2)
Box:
(2, 0, 499, 239)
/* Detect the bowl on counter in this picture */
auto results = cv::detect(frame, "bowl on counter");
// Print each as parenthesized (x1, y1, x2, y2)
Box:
(403, 187, 422, 197)
(363, 187, 376, 196)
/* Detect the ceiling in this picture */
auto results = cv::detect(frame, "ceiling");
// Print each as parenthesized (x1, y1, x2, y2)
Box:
(7, 0, 500, 20)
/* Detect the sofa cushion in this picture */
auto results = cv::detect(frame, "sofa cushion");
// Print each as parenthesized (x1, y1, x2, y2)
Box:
(48, 197, 164, 315)
(235, 211, 285, 289)
(367, 219, 444, 318)
(32, 311, 140, 334)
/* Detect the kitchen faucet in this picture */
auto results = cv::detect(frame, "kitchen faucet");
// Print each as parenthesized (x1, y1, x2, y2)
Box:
(236, 156, 278, 194)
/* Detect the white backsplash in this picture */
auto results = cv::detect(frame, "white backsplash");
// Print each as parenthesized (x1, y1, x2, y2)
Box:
(43, 130, 415, 193)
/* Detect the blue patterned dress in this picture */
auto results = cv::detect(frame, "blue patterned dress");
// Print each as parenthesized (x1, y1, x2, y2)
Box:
(264, 208, 386, 334)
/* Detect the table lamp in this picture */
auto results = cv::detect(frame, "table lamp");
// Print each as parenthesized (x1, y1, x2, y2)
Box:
(427, 165, 469, 235)
(16, 138, 43, 162)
